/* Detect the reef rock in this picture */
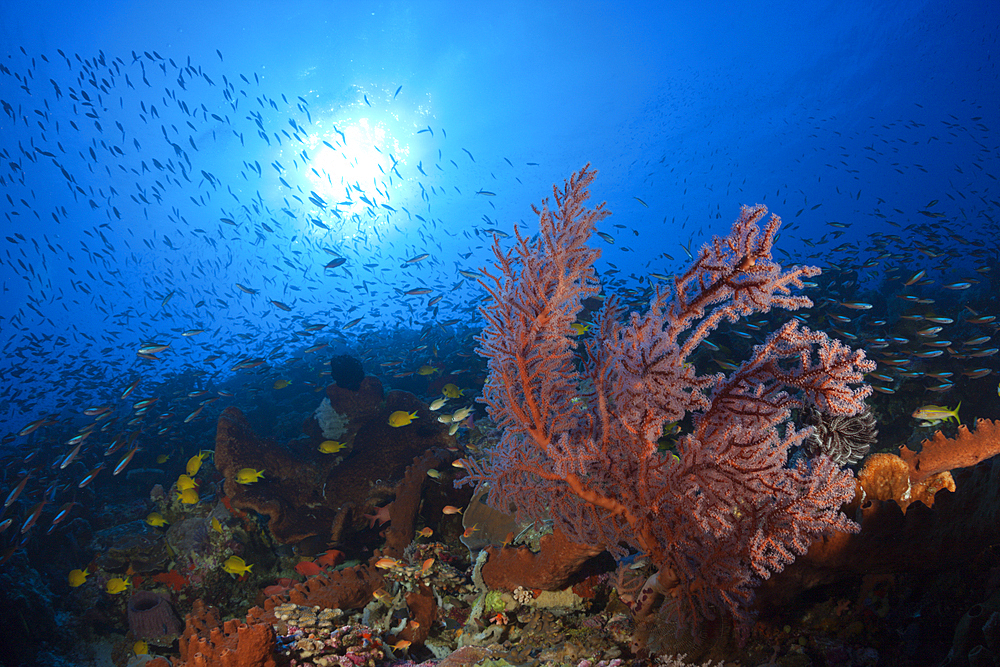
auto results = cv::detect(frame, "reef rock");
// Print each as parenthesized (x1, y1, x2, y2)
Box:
(93, 520, 171, 574)
(215, 376, 454, 545)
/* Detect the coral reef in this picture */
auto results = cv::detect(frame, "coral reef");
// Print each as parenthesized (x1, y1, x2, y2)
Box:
(286, 623, 386, 667)
(264, 564, 384, 612)
(95, 521, 171, 574)
(164, 516, 213, 571)
(268, 602, 346, 633)
(382, 448, 446, 557)
(459, 484, 523, 558)
(856, 452, 955, 511)
(900, 418, 1000, 483)
(479, 528, 605, 592)
(760, 456, 1000, 609)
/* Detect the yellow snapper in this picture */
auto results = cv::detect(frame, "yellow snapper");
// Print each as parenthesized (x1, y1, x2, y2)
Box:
(186, 450, 211, 476)
(318, 440, 346, 454)
(146, 512, 168, 527)
(388, 410, 418, 427)
(222, 555, 253, 577)
(912, 401, 961, 425)
(67, 568, 89, 588)
(176, 474, 198, 491)
(441, 384, 464, 399)
(177, 488, 199, 505)
(235, 468, 265, 484)
(105, 576, 131, 594)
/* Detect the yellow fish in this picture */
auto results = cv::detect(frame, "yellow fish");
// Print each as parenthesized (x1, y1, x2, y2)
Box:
(388, 410, 418, 427)
(569, 321, 592, 335)
(177, 488, 199, 505)
(211, 517, 224, 534)
(68, 568, 89, 588)
(235, 468, 265, 484)
(318, 440, 346, 454)
(416, 365, 439, 376)
(146, 512, 168, 527)
(186, 450, 211, 476)
(105, 576, 131, 594)
(273, 379, 290, 389)
(156, 454, 170, 464)
(133, 640, 148, 655)
(912, 401, 961, 425)
(222, 555, 253, 577)
(176, 474, 198, 492)
(441, 384, 464, 399)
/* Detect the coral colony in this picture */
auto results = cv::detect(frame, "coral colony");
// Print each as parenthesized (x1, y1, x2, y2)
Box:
(459, 165, 876, 638)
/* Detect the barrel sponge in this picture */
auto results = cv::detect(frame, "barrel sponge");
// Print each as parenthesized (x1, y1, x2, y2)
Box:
(128, 591, 181, 642)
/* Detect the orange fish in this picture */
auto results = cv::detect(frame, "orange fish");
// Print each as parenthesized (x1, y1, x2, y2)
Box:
(315, 550, 345, 568)
(421, 557, 435, 573)
(374, 557, 401, 569)
(294, 561, 323, 577)
(416, 527, 433, 538)
(390, 639, 412, 650)
(442, 505, 462, 515)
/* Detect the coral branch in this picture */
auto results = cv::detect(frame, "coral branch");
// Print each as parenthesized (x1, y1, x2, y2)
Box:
(458, 166, 873, 638)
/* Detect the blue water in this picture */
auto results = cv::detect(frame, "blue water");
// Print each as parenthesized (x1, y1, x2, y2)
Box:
(0, 2, 998, 661)
(2, 1, 996, 428)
